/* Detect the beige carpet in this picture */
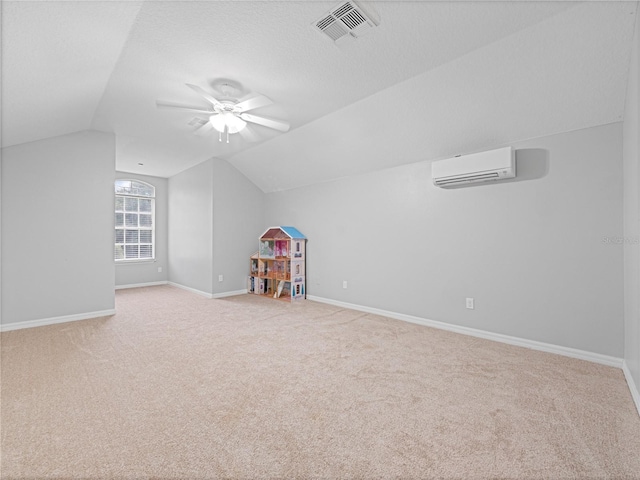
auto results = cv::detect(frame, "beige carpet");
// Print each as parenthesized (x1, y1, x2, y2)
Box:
(1, 285, 639, 479)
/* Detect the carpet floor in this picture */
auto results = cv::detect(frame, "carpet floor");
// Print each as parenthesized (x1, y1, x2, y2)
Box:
(1, 285, 639, 479)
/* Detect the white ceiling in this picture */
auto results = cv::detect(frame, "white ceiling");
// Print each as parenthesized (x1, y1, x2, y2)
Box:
(2, 1, 638, 192)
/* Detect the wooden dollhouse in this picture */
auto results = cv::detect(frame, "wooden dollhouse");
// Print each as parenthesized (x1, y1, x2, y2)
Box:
(248, 226, 306, 302)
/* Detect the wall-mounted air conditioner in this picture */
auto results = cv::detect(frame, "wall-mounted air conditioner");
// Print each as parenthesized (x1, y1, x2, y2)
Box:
(431, 147, 516, 187)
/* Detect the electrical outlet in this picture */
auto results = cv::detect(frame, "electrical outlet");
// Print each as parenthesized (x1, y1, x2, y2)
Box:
(343, 280, 348, 289)
(218, 275, 224, 282)
(466, 298, 474, 309)
(158, 267, 162, 273)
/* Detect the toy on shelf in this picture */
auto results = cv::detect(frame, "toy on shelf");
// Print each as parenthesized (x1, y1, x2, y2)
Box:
(247, 226, 306, 302)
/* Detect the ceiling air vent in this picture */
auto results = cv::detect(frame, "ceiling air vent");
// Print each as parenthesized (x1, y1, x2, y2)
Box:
(313, 1, 379, 45)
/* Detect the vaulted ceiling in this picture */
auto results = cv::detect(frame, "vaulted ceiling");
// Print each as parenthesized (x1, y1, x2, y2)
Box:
(2, 1, 638, 192)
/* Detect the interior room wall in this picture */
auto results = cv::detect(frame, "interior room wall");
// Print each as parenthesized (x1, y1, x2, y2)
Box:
(211, 158, 264, 296)
(0, 149, 2, 326)
(265, 123, 624, 358)
(1, 130, 116, 326)
(623, 11, 640, 400)
(0, 4, 3, 327)
(114, 171, 168, 288)
(167, 159, 214, 296)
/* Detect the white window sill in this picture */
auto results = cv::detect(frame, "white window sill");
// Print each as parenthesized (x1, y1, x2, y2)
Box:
(115, 259, 156, 265)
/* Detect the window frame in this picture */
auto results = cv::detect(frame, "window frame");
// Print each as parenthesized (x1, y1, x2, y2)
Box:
(114, 179, 156, 263)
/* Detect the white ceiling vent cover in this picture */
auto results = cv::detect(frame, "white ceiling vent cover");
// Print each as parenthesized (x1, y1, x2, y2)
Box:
(313, 1, 379, 45)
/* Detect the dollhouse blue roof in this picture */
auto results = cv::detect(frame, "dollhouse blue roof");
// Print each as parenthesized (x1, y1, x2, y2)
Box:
(280, 226, 306, 240)
(260, 226, 306, 240)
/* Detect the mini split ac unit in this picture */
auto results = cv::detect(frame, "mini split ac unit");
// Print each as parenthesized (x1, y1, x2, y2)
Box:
(431, 147, 516, 187)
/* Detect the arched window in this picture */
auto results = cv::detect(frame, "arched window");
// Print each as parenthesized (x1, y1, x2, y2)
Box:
(114, 179, 155, 261)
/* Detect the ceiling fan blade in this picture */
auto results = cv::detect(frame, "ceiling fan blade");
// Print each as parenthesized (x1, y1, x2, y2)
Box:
(235, 94, 273, 112)
(185, 83, 223, 108)
(238, 124, 261, 143)
(156, 100, 213, 114)
(194, 120, 214, 136)
(239, 113, 290, 132)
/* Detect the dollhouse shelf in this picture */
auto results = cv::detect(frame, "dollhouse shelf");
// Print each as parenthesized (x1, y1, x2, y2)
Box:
(248, 226, 307, 302)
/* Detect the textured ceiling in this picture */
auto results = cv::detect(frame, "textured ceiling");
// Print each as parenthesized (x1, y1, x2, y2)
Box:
(2, 1, 638, 192)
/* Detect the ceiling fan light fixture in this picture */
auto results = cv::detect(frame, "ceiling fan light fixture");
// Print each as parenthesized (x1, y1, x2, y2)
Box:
(226, 113, 247, 133)
(209, 114, 225, 133)
(209, 112, 247, 134)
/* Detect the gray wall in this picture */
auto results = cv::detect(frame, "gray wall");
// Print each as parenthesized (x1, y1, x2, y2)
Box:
(265, 123, 624, 357)
(114, 171, 168, 287)
(1, 130, 115, 325)
(623, 13, 640, 391)
(211, 158, 264, 295)
(168, 159, 213, 295)
(166, 158, 264, 296)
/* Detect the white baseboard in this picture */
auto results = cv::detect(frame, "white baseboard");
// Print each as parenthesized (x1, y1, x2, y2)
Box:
(307, 295, 623, 369)
(115, 281, 168, 290)
(167, 282, 214, 299)
(213, 289, 248, 299)
(0, 309, 116, 332)
(623, 360, 640, 417)
(167, 282, 247, 299)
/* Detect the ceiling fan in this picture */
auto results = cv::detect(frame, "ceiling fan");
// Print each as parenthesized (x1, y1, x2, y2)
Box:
(156, 83, 290, 143)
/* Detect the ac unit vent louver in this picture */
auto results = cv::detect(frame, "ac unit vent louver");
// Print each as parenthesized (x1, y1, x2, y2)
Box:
(434, 172, 500, 186)
(313, 1, 378, 45)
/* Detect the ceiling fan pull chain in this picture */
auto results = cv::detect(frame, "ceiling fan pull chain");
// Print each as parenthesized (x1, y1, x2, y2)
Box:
(218, 131, 222, 142)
